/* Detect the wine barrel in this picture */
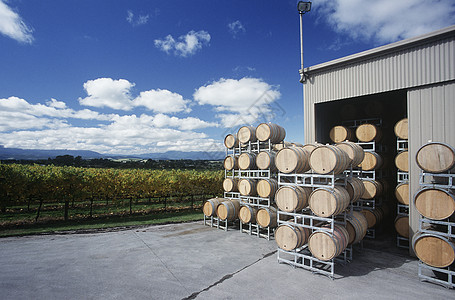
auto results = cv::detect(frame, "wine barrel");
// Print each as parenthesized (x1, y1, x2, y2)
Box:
(238, 152, 257, 170)
(346, 211, 368, 244)
(275, 147, 311, 174)
(309, 145, 350, 174)
(224, 134, 239, 149)
(329, 125, 354, 143)
(275, 185, 311, 212)
(239, 205, 257, 224)
(237, 125, 257, 144)
(273, 141, 293, 151)
(216, 199, 240, 221)
(301, 143, 323, 154)
(415, 188, 455, 220)
(223, 178, 238, 193)
(309, 186, 350, 217)
(256, 178, 279, 199)
(202, 198, 224, 217)
(361, 208, 384, 228)
(223, 155, 238, 171)
(256, 151, 277, 171)
(308, 224, 349, 261)
(256, 207, 278, 228)
(358, 151, 383, 171)
(344, 177, 365, 203)
(395, 182, 409, 205)
(394, 118, 408, 139)
(395, 151, 409, 172)
(291, 142, 304, 147)
(394, 216, 409, 238)
(336, 141, 365, 166)
(416, 142, 455, 173)
(356, 123, 382, 142)
(413, 232, 455, 268)
(275, 224, 310, 251)
(255, 123, 286, 143)
(238, 178, 257, 196)
(362, 179, 383, 199)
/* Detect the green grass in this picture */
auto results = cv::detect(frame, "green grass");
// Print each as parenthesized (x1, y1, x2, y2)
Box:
(0, 210, 204, 238)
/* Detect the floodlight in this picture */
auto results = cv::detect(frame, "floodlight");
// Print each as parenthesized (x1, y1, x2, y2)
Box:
(297, 1, 311, 13)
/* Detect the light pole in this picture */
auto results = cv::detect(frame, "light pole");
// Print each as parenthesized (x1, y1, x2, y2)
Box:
(298, 1, 311, 83)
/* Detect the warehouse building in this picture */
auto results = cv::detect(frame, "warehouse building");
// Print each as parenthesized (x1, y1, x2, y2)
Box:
(302, 25, 455, 254)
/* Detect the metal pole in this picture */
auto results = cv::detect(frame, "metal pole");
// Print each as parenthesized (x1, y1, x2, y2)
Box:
(299, 12, 304, 71)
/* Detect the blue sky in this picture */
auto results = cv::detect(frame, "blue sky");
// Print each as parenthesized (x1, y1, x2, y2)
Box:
(0, 0, 454, 155)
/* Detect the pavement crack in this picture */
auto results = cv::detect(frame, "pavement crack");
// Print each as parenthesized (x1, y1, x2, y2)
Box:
(133, 231, 191, 295)
(182, 249, 277, 300)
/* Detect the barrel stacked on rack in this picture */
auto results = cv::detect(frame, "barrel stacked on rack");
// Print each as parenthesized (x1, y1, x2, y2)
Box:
(413, 142, 455, 288)
(394, 118, 410, 248)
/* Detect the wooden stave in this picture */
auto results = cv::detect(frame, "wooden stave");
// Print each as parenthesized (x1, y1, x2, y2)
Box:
(275, 146, 311, 174)
(362, 179, 383, 199)
(336, 141, 365, 167)
(202, 198, 225, 217)
(358, 151, 383, 171)
(224, 134, 239, 149)
(301, 143, 323, 154)
(395, 151, 409, 172)
(239, 205, 257, 224)
(237, 125, 257, 144)
(256, 206, 278, 228)
(309, 145, 350, 175)
(412, 231, 455, 268)
(414, 188, 455, 220)
(256, 123, 286, 143)
(238, 152, 257, 170)
(394, 216, 409, 238)
(346, 211, 368, 244)
(222, 178, 239, 193)
(355, 123, 382, 142)
(394, 118, 408, 139)
(416, 142, 455, 173)
(395, 182, 409, 205)
(275, 224, 309, 251)
(256, 178, 279, 199)
(329, 125, 354, 143)
(308, 224, 349, 261)
(256, 151, 277, 171)
(309, 186, 350, 217)
(275, 185, 311, 212)
(238, 178, 257, 196)
(216, 199, 240, 221)
(223, 155, 238, 171)
(346, 177, 366, 203)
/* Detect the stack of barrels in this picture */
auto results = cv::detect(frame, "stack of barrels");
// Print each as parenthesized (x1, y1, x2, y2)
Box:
(394, 118, 410, 244)
(413, 142, 455, 282)
(329, 122, 389, 237)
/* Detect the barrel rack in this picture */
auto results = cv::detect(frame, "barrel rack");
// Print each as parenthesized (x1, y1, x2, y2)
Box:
(276, 172, 352, 279)
(396, 137, 409, 249)
(416, 171, 455, 289)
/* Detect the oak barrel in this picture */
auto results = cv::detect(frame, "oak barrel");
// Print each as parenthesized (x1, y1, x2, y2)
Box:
(355, 123, 382, 142)
(237, 125, 257, 143)
(275, 185, 311, 212)
(239, 205, 257, 224)
(216, 199, 240, 221)
(255, 123, 286, 143)
(416, 142, 455, 173)
(256, 207, 278, 228)
(361, 208, 385, 228)
(223, 178, 238, 193)
(223, 155, 238, 171)
(309, 145, 350, 174)
(308, 224, 349, 261)
(395, 182, 409, 205)
(256, 178, 279, 199)
(394, 216, 409, 238)
(309, 186, 350, 217)
(413, 232, 455, 268)
(358, 151, 383, 171)
(256, 151, 277, 171)
(394, 118, 408, 139)
(275, 146, 311, 174)
(415, 188, 455, 220)
(336, 141, 365, 166)
(238, 152, 257, 170)
(238, 178, 257, 196)
(273, 141, 292, 151)
(275, 224, 310, 251)
(224, 134, 239, 149)
(203, 198, 224, 217)
(362, 179, 383, 199)
(329, 125, 354, 143)
(395, 151, 409, 172)
(344, 177, 365, 203)
(301, 143, 322, 154)
(346, 211, 368, 244)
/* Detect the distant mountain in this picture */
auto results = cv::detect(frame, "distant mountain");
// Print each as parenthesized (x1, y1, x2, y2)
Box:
(0, 146, 224, 161)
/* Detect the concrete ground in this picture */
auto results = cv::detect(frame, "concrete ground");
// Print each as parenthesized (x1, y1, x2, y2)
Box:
(0, 221, 453, 300)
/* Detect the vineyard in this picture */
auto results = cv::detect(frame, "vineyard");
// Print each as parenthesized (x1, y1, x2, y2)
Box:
(0, 163, 223, 228)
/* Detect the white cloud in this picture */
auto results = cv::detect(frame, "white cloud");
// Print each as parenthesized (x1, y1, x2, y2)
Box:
(79, 78, 135, 110)
(154, 30, 211, 57)
(194, 77, 281, 128)
(228, 20, 246, 37)
(126, 10, 149, 26)
(315, 0, 455, 44)
(0, 0, 33, 44)
(133, 89, 191, 113)
(150, 113, 218, 131)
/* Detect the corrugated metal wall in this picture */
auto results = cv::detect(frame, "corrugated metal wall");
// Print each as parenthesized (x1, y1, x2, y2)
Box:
(407, 82, 455, 241)
(304, 33, 455, 143)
